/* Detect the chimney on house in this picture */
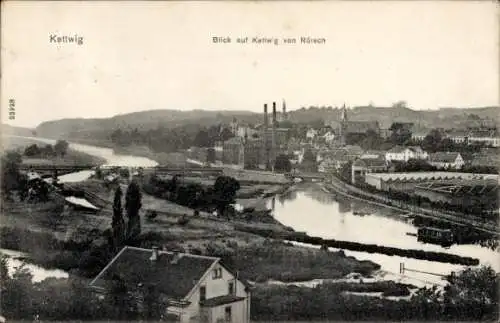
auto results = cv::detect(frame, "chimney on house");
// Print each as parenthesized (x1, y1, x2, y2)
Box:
(150, 246, 159, 262)
(170, 251, 183, 265)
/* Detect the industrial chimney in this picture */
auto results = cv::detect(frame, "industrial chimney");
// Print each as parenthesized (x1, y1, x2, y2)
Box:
(271, 102, 277, 171)
(264, 103, 268, 128)
(272, 102, 277, 126)
(263, 104, 270, 170)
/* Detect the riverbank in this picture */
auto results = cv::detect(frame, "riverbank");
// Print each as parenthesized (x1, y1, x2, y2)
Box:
(113, 144, 188, 166)
(0, 181, 382, 284)
(22, 149, 107, 167)
(3, 136, 107, 167)
(324, 175, 499, 236)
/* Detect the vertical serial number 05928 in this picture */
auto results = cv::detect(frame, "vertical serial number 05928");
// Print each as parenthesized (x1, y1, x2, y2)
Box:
(9, 99, 15, 120)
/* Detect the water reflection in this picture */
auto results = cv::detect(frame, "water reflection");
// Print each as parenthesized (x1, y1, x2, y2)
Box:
(338, 199, 351, 214)
(1, 249, 68, 282)
(272, 183, 499, 274)
(6, 135, 158, 167)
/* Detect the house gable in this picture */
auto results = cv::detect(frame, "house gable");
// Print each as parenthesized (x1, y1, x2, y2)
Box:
(184, 262, 248, 303)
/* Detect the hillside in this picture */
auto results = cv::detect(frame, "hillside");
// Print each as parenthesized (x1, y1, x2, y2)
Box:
(299, 105, 499, 130)
(35, 109, 262, 140)
(1, 124, 36, 137)
(28, 105, 500, 143)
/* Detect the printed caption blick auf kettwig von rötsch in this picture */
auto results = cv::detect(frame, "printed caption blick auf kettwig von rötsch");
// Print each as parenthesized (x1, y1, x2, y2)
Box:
(212, 36, 327, 46)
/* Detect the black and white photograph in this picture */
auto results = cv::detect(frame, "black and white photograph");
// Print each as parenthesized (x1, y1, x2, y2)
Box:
(1, 1, 499, 322)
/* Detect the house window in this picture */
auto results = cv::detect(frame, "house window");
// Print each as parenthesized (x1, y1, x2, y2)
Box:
(228, 281, 235, 295)
(212, 268, 222, 279)
(224, 306, 232, 322)
(199, 286, 206, 302)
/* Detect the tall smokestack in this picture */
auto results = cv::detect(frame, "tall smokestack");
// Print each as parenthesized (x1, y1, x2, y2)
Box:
(263, 104, 270, 170)
(271, 102, 277, 171)
(272, 102, 277, 126)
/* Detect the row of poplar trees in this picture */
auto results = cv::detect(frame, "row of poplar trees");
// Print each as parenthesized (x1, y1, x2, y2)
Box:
(112, 179, 142, 248)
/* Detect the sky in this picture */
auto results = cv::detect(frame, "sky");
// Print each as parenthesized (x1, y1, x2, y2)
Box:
(1, 1, 499, 128)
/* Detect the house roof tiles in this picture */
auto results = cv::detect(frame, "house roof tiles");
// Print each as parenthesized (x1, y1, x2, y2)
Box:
(89, 246, 218, 300)
(429, 152, 461, 163)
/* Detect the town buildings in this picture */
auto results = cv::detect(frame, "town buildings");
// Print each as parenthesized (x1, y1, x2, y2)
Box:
(411, 129, 430, 142)
(468, 129, 500, 147)
(364, 171, 498, 192)
(413, 128, 500, 148)
(338, 104, 381, 146)
(351, 157, 388, 185)
(222, 137, 244, 165)
(428, 152, 465, 170)
(385, 146, 428, 162)
(89, 246, 251, 323)
(222, 101, 290, 170)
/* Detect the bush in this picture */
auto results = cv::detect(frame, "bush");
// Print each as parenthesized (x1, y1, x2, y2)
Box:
(177, 216, 190, 226)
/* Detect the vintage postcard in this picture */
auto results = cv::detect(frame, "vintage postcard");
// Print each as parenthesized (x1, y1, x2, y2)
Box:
(1, 1, 499, 322)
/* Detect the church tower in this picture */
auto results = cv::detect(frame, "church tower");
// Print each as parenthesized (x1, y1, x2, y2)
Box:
(340, 104, 348, 146)
(282, 99, 288, 122)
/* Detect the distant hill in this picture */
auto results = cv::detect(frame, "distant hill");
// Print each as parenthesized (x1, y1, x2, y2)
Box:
(1, 124, 36, 137)
(35, 109, 262, 140)
(291, 105, 499, 130)
(30, 105, 500, 143)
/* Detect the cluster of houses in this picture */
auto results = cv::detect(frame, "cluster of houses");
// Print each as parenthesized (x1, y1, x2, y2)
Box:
(316, 144, 473, 184)
(211, 103, 499, 174)
(411, 128, 500, 147)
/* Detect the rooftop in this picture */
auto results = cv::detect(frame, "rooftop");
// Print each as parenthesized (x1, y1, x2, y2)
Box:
(89, 246, 219, 300)
(353, 158, 387, 168)
(429, 152, 461, 163)
(366, 172, 499, 182)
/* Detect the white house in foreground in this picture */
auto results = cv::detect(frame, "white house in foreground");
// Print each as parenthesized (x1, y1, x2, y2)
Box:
(89, 246, 251, 323)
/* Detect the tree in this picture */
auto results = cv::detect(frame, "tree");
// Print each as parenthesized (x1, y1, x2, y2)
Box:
(219, 127, 234, 142)
(212, 176, 240, 217)
(1, 263, 34, 319)
(112, 186, 125, 249)
(301, 149, 317, 172)
(42, 144, 55, 157)
(392, 100, 407, 108)
(422, 129, 443, 153)
(24, 144, 41, 157)
(361, 129, 384, 150)
(442, 265, 499, 320)
(339, 160, 353, 183)
(274, 154, 292, 173)
(1, 151, 22, 200)
(54, 140, 69, 157)
(125, 180, 142, 240)
(389, 122, 413, 146)
(206, 148, 216, 163)
(438, 138, 455, 152)
(193, 129, 210, 147)
(395, 159, 436, 172)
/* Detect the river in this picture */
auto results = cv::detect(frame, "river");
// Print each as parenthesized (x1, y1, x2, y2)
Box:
(4, 135, 499, 287)
(270, 184, 499, 287)
(3, 135, 159, 281)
